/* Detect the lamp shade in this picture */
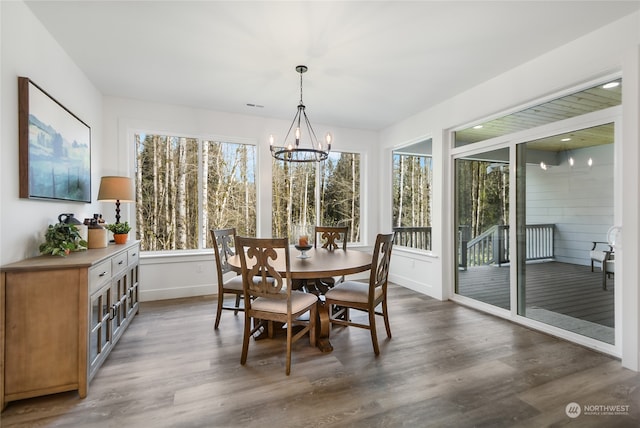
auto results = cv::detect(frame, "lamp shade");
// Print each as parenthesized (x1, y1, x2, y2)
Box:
(97, 176, 135, 202)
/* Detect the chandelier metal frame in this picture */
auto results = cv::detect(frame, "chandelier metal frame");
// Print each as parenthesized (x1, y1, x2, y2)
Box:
(270, 65, 332, 163)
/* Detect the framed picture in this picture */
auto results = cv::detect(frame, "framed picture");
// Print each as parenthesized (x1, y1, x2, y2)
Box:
(18, 77, 91, 202)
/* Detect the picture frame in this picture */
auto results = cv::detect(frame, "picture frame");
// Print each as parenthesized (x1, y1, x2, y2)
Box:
(18, 76, 91, 202)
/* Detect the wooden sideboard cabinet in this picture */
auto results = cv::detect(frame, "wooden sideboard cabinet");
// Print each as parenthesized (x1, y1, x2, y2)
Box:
(1, 241, 140, 410)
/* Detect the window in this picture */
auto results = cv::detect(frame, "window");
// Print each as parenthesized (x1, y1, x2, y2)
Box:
(272, 151, 361, 242)
(320, 152, 360, 242)
(392, 139, 432, 250)
(135, 133, 256, 251)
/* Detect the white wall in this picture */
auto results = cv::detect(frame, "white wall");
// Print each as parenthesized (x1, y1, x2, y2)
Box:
(102, 96, 379, 301)
(0, 1, 104, 265)
(379, 11, 640, 369)
(526, 145, 614, 265)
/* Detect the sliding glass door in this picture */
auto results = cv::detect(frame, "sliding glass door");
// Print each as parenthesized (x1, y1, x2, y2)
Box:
(516, 124, 615, 344)
(455, 147, 510, 311)
(453, 79, 620, 347)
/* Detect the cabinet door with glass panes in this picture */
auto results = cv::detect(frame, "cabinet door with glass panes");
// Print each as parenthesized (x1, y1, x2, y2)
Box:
(89, 283, 113, 381)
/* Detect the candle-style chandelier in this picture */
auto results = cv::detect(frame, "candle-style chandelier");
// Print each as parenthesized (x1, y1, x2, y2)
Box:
(270, 65, 332, 162)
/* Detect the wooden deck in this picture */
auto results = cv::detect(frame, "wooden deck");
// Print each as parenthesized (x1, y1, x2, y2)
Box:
(457, 261, 614, 343)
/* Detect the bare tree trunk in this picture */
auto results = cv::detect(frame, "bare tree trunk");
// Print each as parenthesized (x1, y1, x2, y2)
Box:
(471, 162, 479, 237)
(350, 154, 356, 242)
(152, 135, 160, 251)
(135, 134, 143, 245)
(411, 158, 416, 226)
(286, 162, 293, 237)
(176, 138, 187, 248)
(166, 137, 174, 249)
(202, 141, 209, 243)
(302, 170, 309, 227)
(419, 159, 425, 227)
(397, 155, 405, 227)
(241, 145, 249, 235)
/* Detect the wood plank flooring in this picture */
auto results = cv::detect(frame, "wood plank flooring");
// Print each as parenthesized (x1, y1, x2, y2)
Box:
(2, 284, 639, 427)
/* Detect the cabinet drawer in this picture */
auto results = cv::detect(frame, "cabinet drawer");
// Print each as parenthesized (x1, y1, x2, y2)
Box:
(127, 246, 139, 266)
(89, 260, 112, 294)
(111, 251, 128, 276)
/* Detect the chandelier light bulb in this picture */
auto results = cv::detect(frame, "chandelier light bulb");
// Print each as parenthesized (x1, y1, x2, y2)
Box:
(325, 132, 332, 150)
(269, 134, 275, 146)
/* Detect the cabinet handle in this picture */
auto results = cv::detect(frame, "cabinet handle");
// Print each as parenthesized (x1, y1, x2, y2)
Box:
(131, 253, 137, 257)
(99, 271, 107, 277)
(118, 260, 124, 265)
(109, 304, 116, 320)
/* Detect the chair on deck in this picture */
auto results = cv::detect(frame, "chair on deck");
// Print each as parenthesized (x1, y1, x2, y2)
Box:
(590, 241, 614, 290)
(324, 233, 394, 355)
(235, 236, 317, 375)
(211, 228, 244, 329)
(313, 226, 349, 293)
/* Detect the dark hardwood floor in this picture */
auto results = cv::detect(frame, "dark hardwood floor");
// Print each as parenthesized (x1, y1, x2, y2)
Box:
(2, 284, 639, 427)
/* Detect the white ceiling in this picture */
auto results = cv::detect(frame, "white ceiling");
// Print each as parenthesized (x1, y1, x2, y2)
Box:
(24, 1, 640, 131)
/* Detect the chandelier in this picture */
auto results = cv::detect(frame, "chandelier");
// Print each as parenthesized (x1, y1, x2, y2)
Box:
(270, 65, 332, 162)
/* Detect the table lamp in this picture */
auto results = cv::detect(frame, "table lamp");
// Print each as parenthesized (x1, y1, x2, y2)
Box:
(97, 176, 135, 224)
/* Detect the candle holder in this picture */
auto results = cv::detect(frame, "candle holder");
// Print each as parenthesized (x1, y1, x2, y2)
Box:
(294, 224, 313, 259)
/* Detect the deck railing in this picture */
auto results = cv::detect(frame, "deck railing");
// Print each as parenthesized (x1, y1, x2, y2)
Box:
(459, 224, 554, 268)
(393, 226, 431, 251)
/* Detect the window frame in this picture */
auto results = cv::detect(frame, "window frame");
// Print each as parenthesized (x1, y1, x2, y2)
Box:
(391, 139, 433, 252)
(133, 129, 257, 254)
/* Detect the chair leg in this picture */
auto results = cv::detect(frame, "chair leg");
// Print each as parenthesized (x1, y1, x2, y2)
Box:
(369, 310, 380, 355)
(234, 294, 241, 315)
(285, 321, 293, 375)
(603, 269, 608, 291)
(382, 299, 392, 338)
(241, 314, 251, 365)
(214, 292, 224, 329)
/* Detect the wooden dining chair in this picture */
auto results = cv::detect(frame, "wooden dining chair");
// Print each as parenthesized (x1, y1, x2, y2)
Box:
(314, 226, 349, 292)
(315, 226, 348, 251)
(235, 236, 318, 375)
(324, 233, 394, 355)
(211, 228, 244, 329)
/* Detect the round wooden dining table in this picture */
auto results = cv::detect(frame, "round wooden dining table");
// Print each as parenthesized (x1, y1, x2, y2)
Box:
(227, 247, 373, 352)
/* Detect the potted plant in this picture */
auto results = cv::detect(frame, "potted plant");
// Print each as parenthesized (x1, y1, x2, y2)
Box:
(106, 221, 131, 244)
(39, 223, 88, 256)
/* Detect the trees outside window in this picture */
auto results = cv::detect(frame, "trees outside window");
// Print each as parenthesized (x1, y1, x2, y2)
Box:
(135, 133, 256, 251)
(272, 151, 361, 243)
(392, 151, 432, 250)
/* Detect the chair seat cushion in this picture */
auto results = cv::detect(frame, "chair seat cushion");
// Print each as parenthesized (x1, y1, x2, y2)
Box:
(325, 281, 382, 304)
(590, 250, 607, 263)
(252, 291, 318, 314)
(223, 275, 244, 292)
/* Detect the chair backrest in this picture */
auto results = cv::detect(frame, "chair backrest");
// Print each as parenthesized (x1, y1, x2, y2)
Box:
(235, 236, 291, 301)
(368, 233, 395, 293)
(314, 226, 348, 251)
(212, 228, 236, 280)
